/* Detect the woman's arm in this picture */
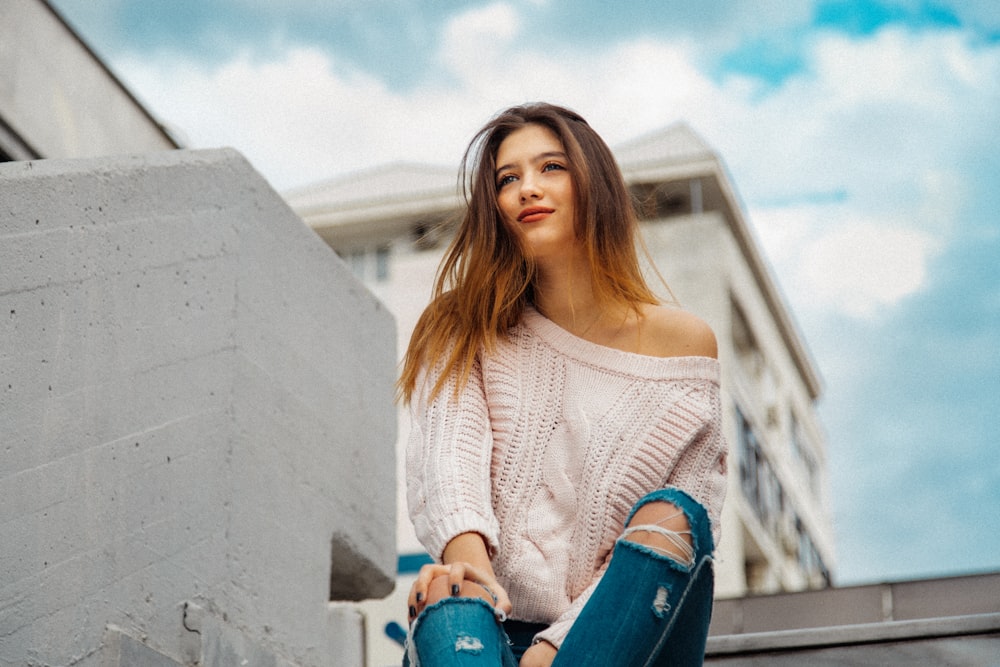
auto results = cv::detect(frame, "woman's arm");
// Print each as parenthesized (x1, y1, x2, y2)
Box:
(664, 389, 727, 547)
(407, 355, 501, 561)
(406, 353, 511, 620)
(442, 531, 495, 570)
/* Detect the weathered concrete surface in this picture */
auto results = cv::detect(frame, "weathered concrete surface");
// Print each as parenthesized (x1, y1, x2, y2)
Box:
(0, 148, 396, 666)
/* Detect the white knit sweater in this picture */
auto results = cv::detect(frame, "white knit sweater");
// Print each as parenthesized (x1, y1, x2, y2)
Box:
(406, 307, 727, 648)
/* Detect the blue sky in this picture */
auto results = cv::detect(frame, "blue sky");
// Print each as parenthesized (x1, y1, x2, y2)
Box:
(50, 0, 1000, 586)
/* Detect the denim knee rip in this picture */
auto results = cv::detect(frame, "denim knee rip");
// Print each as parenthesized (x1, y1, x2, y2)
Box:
(621, 487, 715, 563)
(652, 580, 672, 618)
(618, 487, 716, 621)
(454, 634, 484, 654)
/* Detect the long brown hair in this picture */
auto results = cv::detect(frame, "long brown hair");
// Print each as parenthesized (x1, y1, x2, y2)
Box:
(398, 102, 659, 403)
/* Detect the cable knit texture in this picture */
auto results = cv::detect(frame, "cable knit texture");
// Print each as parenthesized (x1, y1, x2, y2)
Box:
(407, 307, 727, 648)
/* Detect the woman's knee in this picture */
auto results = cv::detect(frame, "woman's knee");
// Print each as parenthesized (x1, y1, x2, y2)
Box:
(622, 501, 695, 566)
(621, 488, 714, 566)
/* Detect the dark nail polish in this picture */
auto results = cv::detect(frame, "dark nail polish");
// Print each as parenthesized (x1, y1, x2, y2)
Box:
(451, 584, 460, 596)
(409, 605, 416, 618)
(416, 592, 423, 603)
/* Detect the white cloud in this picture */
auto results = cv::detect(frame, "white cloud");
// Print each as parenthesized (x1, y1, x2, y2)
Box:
(115, 4, 724, 189)
(751, 205, 940, 319)
(710, 28, 997, 320)
(438, 3, 522, 83)
(113, 5, 998, 323)
(444, 2, 521, 44)
(118, 49, 396, 186)
(117, 48, 493, 189)
(709, 28, 1000, 208)
(798, 221, 937, 318)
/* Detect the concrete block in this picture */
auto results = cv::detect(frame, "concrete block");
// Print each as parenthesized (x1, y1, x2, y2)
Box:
(0, 148, 396, 666)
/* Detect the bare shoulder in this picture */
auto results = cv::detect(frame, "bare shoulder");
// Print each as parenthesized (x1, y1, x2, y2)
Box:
(639, 304, 718, 359)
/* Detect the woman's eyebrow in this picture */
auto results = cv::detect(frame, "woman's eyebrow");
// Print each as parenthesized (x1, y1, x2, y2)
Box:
(495, 151, 568, 176)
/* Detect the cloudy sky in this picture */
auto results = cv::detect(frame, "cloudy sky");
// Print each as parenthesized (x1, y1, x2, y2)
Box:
(50, 0, 999, 586)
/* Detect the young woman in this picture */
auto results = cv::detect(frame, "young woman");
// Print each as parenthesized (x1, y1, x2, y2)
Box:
(399, 103, 727, 667)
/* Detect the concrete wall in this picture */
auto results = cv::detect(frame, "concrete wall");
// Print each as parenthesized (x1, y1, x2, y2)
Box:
(0, 148, 396, 666)
(0, 0, 178, 160)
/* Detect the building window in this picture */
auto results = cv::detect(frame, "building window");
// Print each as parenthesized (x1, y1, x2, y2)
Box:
(732, 299, 765, 380)
(795, 518, 831, 588)
(340, 245, 391, 283)
(738, 407, 767, 522)
(740, 405, 830, 588)
(732, 297, 781, 433)
(790, 411, 819, 489)
(348, 249, 366, 280)
(375, 246, 390, 281)
(631, 181, 691, 220)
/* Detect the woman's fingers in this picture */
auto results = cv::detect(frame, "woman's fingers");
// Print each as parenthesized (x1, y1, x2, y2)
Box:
(491, 580, 513, 616)
(451, 563, 514, 616)
(447, 561, 467, 597)
(407, 562, 514, 622)
(408, 563, 449, 619)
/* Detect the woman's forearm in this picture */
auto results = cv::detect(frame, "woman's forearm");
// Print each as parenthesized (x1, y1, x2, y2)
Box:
(442, 531, 493, 571)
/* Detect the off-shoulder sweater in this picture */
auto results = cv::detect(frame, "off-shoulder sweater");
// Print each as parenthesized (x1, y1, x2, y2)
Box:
(406, 307, 727, 648)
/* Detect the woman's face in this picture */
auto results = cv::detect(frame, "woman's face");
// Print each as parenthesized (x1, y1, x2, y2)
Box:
(494, 124, 578, 263)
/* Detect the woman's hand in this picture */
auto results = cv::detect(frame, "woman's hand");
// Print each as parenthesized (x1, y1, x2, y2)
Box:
(519, 640, 557, 667)
(407, 561, 512, 622)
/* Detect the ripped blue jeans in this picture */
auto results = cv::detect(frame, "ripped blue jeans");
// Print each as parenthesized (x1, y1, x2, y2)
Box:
(403, 487, 716, 666)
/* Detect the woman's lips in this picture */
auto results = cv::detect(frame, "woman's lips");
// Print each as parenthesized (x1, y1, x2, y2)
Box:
(517, 207, 555, 223)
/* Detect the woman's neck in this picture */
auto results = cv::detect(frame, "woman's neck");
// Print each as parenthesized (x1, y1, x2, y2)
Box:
(532, 257, 628, 339)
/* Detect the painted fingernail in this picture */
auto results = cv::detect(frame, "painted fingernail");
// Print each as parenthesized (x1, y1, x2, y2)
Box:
(409, 605, 416, 618)
(415, 592, 423, 603)
(451, 584, 460, 596)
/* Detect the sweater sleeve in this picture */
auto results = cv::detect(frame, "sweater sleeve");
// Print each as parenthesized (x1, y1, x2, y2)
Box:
(665, 385, 728, 548)
(406, 355, 500, 562)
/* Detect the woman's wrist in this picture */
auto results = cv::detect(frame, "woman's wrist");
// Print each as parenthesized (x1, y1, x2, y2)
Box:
(442, 532, 493, 571)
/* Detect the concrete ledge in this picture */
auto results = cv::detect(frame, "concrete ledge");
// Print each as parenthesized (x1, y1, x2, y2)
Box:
(707, 612, 1000, 655)
(709, 571, 1000, 636)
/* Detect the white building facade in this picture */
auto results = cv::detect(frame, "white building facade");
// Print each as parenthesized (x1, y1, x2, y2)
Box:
(0, 0, 180, 162)
(287, 122, 834, 666)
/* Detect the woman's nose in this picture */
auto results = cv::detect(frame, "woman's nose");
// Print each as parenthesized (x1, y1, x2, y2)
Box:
(518, 175, 541, 201)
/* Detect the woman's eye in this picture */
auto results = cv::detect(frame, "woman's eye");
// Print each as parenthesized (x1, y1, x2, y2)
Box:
(542, 162, 565, 173)
(497, 174, 517, 188)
